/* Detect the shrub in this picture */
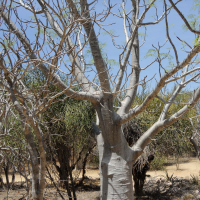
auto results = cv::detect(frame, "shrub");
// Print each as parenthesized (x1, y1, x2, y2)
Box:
(150, 154, 167, 170)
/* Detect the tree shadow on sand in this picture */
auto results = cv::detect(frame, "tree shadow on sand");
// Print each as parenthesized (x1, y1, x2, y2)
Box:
(135, 178, 199, 200)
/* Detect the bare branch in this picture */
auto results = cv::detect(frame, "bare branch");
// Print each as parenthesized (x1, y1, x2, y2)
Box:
(67, 0, 111, 92)
(169, 0, 200, 35)
(14, 0, 43, 14)
(140, 0, 182, 26)
(164, 0, 179, 65)
(0, 7, 99, 103)
(114, 0, 156, 95)
(119, 44, 200, 124)
(122, 0, 129, 43)
(133, 85, 200, 155)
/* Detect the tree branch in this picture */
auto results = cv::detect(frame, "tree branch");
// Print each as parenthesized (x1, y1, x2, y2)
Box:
(169, 0, 200, 35)
(36, 0, 97, 94)
(67, 0, 111, 93)
(119, 44, 200, 124)
(140, 0, 182, 26)
(114, 0, 156, 95)
(132, 85, 200, 155)
(117, 0, 156, 114)
(0, 7, 99, 103)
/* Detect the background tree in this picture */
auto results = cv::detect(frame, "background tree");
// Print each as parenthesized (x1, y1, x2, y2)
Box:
(0, 51, 49, 199)
(43, 97, 96, 199)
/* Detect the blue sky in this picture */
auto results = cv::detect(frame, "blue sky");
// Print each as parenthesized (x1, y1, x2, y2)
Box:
(92, 0, 200, 91)
(1, 0, 200, 93)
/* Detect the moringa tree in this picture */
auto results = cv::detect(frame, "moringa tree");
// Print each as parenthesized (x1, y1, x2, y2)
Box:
(1, 0, 200, 199)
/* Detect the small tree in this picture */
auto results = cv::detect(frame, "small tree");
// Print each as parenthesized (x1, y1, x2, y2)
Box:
(43, 97, 95, 198)
(0, 53, 48, 199)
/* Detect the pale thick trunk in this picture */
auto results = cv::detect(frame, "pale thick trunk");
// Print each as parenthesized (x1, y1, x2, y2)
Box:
(94, 96, 136, 200)
(97, 129, 135, 200)
(100, 154, 134, 199)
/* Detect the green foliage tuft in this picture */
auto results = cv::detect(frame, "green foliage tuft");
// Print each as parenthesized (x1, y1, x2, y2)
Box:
(150, 153, 167, 170)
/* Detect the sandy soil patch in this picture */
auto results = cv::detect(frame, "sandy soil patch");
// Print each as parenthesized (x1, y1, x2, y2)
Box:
(148, 158, 200, 179)
(0, 157, 199, 199)
(1, 158, 200, 183)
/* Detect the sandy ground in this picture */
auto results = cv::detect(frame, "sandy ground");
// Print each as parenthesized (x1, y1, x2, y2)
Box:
(82, 157, 200, 180)
(148, 158, 200, 179)
(1, 157, 200, 183)
(0, 158, 199, 200)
